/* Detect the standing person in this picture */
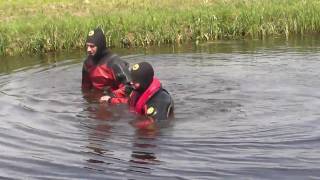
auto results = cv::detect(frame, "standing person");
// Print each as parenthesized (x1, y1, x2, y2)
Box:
(100, 62, 174, 129)
(82, 27, 131, 98)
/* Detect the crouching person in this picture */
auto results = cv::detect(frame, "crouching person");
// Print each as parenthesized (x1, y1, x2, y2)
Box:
(100, 62, 174, 129)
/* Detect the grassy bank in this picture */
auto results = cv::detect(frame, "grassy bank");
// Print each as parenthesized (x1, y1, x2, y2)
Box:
(0, 0, 320, 56)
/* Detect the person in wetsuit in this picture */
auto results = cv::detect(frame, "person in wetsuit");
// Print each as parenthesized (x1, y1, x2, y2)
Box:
(82, 27, 131, 98)
(100, 62, 174, 129)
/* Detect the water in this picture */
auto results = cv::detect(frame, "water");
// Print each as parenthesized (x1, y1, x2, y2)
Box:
(1, 37, 320, 180)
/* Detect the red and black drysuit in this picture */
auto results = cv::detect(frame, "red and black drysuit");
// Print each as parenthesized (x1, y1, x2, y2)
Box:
(82, 28, 131, 98)
(107, 62, 174, 129)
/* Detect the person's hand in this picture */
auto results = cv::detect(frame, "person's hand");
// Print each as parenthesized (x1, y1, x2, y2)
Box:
(100, 95, 111, 103)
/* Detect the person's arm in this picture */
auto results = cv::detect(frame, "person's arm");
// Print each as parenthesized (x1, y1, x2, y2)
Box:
(99, 95, 129, 104)
(109, 96, 129, 104)
(111, 84, 127, 98)
(131, 100, 174, 129)
(111, 59, 131, 85)
(145, 102, 174, 121)
(145, 90, 174, 121)
(81, 64, 92, 89)
(100, 84, 133, 104)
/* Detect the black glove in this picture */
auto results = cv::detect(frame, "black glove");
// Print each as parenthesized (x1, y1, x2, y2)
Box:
(124, 84, 134, 96)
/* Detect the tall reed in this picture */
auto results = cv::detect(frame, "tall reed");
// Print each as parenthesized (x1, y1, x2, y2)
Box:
(0, 0, 320, 56)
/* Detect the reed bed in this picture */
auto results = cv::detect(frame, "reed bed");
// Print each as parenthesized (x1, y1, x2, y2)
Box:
(0, 0, 320, 56)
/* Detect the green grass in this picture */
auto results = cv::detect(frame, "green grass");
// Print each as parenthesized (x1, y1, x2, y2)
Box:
(0, 0, 320, 56)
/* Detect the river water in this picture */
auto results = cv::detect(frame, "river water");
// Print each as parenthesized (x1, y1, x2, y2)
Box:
(0, 37, 320, 180)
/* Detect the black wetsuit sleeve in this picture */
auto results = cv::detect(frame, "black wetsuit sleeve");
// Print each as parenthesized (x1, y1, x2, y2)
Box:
(81, 63, 92, 89)
(108, 55, 131, 84)
(146, 90, 174, 121)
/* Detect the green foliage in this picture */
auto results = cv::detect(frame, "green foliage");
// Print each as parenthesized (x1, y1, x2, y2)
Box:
(0, 0, 320, 56)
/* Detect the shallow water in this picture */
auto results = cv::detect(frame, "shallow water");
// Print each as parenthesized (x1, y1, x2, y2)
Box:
(1, 37, 320, 180)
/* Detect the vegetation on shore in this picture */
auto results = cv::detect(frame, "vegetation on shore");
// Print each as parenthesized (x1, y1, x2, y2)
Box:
(0, 0, 320, 56)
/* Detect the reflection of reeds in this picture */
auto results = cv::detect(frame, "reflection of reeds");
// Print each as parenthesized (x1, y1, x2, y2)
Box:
(0, 0, 319, 56)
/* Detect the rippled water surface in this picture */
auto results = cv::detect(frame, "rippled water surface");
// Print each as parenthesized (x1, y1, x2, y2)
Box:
(1, 38, 320, 180)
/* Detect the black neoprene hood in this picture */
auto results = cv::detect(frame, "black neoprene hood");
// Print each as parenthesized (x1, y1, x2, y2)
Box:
(131, 62, 154, 92)
(86, 27, 107, 61)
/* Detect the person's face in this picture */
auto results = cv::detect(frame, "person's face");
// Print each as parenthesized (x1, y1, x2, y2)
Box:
(86, 42, 97, 56)
(130, 81, 140, 90)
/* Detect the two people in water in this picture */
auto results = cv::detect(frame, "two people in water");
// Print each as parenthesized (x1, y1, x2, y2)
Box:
(82, 27, 174, 129)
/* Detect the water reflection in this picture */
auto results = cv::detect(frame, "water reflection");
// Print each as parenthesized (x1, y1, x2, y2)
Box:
(85, 119, 112, 166)
(81, 89, 165, 176)
(2, 36, 320, 179)
(130, 129, 161, 164)
(84, 123, 163, 177)
(81, 90, 114, 172)
(127, 129, 161, 179)
(85, 104, 112, 156)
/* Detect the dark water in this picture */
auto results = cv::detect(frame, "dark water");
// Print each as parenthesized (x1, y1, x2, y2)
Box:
(1, 37, 320, 180)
